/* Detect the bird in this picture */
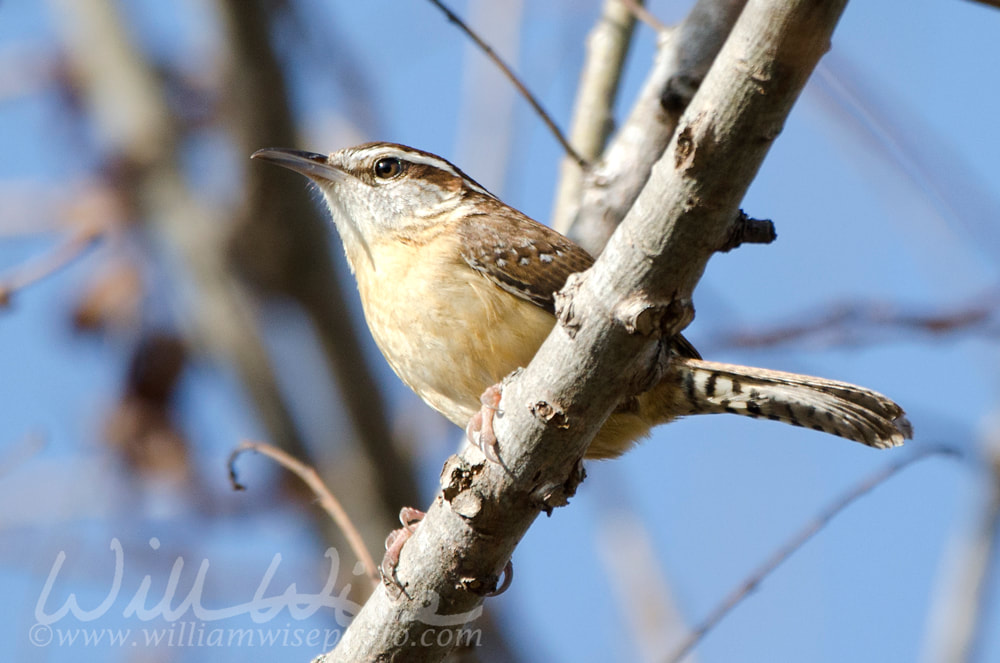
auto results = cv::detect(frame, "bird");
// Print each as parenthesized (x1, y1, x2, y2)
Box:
(251, 142, 911, 461)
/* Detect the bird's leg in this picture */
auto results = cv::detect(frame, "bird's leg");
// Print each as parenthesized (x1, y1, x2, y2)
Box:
(381, 506, 425, 595)
(466, 383, 503, 463)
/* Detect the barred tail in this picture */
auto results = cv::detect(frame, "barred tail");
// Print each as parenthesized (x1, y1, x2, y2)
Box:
(672, 358, 912, 449)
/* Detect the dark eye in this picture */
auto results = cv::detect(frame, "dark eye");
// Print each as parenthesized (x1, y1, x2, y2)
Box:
(373, 157, 402, 179)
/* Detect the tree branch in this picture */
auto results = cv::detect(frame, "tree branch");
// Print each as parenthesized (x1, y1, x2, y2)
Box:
(550, 0, 641, 232)
(324, 1, 851, 660)
(556, 0, 747, 254)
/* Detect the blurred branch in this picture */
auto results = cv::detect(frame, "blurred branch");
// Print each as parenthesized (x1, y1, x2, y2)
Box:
(667, 446, 960, 663)
(229, 440, 380, 590)
(424, 0, 585, 167)
(557, 0, 746, 253)
(551, 0, 640, 232)
(0, 184, 78, 236)
(105, 333, 191, 479)
(216, 0, 421, 546)
(621, 0, 669, 32)
(709, 290, 1000, 351)
(0, 227, 99, 307)
(46, 0, 313, 491)
(0, 432, 45, 479)
(0, 42, 60, 101)
(924, 430, 1000, 663)
(596, 510, 693, 662)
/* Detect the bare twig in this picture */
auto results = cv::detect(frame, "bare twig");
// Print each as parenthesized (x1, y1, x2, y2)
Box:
(621, 0, 669, 32)
(711, 290, 1000, 351)
(551, 0, 640, 231)
(424, 0, 586, 167)
(229, 440, 380, 590)
(0, 230, 99, 307)
(666, 446, 960, 663)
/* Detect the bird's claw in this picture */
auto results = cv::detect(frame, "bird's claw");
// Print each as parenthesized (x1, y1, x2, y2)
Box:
(381, 506, 425, 595)
(466, 384, 503, 463)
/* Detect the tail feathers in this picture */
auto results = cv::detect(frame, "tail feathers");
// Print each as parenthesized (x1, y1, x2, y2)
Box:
(674, 359, 912, 449)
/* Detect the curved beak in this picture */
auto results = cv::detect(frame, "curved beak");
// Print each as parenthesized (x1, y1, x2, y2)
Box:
(251, 148, 346, 182)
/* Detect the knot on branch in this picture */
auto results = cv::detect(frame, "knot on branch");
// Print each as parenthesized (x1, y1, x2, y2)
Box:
(615, 294, 694, 338)
(441, 455, 485, 520)
(554, 272, 585, 338)
(719, 210, 777, 252)
(530, 460, 586, 516)
(457, 560, 513, 597)
(529, 400, 569, 429)
(673, 112, 711, 170)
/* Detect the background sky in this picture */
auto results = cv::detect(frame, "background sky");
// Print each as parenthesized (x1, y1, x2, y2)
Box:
(2, 1, 999, 662)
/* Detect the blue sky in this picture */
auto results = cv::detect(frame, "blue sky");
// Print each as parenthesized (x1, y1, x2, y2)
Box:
(2, 1, 999, 662)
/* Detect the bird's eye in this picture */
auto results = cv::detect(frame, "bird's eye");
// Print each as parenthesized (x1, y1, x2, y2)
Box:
(373, 157, 403, 179)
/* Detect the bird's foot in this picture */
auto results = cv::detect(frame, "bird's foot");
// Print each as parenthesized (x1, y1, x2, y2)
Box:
(381, 506, 425, 595)
(466, 384, 503, 463)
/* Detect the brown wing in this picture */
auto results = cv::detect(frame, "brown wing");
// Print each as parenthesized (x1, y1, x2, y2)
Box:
(454, 201, 701, 360)
(456, 203, 593, 314)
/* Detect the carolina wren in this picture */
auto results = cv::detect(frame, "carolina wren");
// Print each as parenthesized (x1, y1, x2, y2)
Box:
(252, 142, 911, 459)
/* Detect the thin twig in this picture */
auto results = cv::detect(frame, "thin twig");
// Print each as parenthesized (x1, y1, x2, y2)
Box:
(620, 0, 669, 32)
(0, 230, 100, 307)
(228, 440, 381, 590)
(425, 0, 587, 167)
(666, 445, 961, 663)
(711, 290, 1000, 351)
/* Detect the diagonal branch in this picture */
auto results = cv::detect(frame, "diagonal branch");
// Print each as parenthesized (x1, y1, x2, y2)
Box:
(228, 441, 381, 590)
(0, 229, 100, 306)
(550, 0, 641, 233)
(324, 1, 852, 660)
(555, 0, 747, 253)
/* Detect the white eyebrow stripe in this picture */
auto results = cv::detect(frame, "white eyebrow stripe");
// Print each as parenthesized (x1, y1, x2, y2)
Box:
(347, 145, 495, 198)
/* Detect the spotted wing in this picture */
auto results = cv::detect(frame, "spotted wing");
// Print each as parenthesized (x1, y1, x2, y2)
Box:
(456, 205, 592, 315)
(455, 204, 700, 359)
